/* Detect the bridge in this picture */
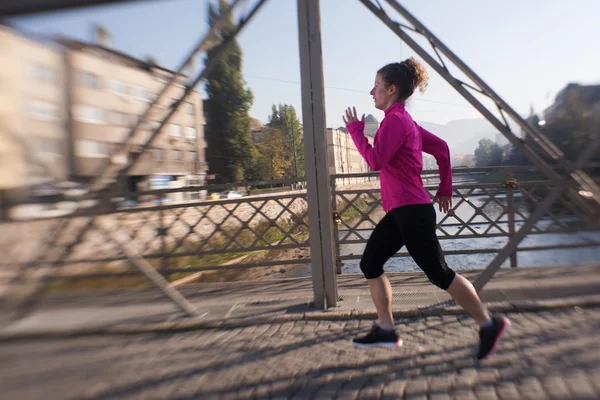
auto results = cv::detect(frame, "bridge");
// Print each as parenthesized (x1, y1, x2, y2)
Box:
(1, 1, 599, 399)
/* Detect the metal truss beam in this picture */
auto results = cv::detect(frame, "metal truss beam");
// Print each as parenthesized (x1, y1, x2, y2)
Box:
(384, 0, 600, 206)
(89, 0, 250, 192)
(10, 217, 201, 319)
(94, 220, 202, 317)
(6, 0, 267, 320)
(474, 130, 600, 290)
(360, 0, 599, 214)
(360, 0, 600, 290)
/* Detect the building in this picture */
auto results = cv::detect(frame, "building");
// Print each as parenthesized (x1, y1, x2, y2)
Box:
(0, 24, 207, 196)
(326, 128, 371, 184)
(544, 83, 600, 124)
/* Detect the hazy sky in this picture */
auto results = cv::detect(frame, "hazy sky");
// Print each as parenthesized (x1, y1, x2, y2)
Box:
(9, 0, 600, 127)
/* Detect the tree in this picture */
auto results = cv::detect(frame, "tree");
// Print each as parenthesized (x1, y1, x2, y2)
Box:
(254, 104, 304, 181)
(204, 0, 256, 183)
(257, 104, 305, 179)
(144, 56, 158, 66)
(255, 126, 291, 180)
(267, 104, 304, 178)
(503, 105, 537, 167)
(542, 97, 599, 167)
(94, 24, 112, 47)
(474, 138, 504, 167)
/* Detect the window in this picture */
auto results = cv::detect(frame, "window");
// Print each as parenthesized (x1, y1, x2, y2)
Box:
(170, 124, 182, 137)
(186, 127, 197, 139)
(189, 151, 197, 161)
(109, 79, 128, 96)
(185, 102, 194, 115)
(27, 101, 60, 121)
(171, 150, 182, 161)
(75, 140, 108, 157)
(132, 86, 153, 102)
(153, 149, 165, 161)
(37, 137, 60, 154)
(30, 63, 56, 84)
(77, 71, 100, 89)
(73, 105, 105, 124)
(109, 111, 129, 127)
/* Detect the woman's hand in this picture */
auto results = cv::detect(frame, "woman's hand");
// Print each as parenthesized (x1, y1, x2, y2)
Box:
(342, 107, 365, 125)
(435, 195, 453, 214)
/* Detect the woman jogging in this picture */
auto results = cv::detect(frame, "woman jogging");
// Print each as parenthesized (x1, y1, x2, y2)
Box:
(342, 57, 509, 360)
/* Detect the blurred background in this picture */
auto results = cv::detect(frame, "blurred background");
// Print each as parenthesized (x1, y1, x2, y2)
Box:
(0, 1, 599, 398)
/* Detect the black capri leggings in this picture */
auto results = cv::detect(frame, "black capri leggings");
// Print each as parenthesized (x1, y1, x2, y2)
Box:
(360, 203, 456, 290)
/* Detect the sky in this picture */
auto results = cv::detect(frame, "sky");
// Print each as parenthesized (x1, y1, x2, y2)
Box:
(8, 0, 600, 128)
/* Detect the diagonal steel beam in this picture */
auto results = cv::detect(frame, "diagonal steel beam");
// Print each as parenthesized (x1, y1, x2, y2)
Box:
(98, 0, 267, 189)
(385, 0, 600, 205)
(93, 220, 202, 317)
(474, 130, 600, 290)
(6, 0, 267, 319)
(360, 0, 599, 291)
(8, 217, 95, 320)
(359, 0, 599, 218)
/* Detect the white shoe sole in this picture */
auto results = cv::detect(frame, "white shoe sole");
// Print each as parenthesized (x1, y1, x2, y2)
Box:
(353, 339, 403, 348)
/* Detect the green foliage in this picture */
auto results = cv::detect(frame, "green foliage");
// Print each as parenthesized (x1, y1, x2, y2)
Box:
(474, 138, 504, 167)
(255, 104, 304, 180)
(204, 0, 257, 183)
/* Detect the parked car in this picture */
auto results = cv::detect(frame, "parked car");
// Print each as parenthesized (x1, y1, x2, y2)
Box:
(209, 192, 221, 200)
(223, 190, 242, 199)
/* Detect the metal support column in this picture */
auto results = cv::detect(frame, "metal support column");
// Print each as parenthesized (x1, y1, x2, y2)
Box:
(504, 172, 517, 268)
(297, 0, 337, 309)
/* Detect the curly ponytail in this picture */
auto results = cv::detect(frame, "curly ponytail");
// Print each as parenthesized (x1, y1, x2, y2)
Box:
(377, 57, 429, 102)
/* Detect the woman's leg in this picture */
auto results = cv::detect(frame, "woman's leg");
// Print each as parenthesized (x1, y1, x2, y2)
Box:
(397, 204, 509, 359)
(395, 204, 488, 321)
(446, 274, 489, 324)
(368, 275, 395, 328)
(360, 212, 404, 329)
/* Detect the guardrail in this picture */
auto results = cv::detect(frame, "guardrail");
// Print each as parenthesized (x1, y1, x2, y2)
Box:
(331, 165, 600, 273)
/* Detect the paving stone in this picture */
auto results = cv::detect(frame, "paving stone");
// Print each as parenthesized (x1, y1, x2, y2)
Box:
(451, 389, 478, 400)
(429, 393, 452, 400)
(565, 372, 597, 399)
(540, 376, 571, 400)
(0, 308, 599, 400)
(495, 382, 521, 400)
(404, 377, 429, 397)
(381, 378, 407, 400)
(357, 383, 384, 400)
(429, 375, 454, 392)
(518, 377, 547, 400)
(473, 385, 499, 400)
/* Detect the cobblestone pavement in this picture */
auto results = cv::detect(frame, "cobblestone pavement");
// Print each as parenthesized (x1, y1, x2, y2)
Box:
(2, 307, 600, 400)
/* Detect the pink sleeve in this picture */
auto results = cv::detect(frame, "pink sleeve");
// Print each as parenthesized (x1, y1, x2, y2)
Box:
(417, 123, 453, 197)
(346, 115, 407, 171)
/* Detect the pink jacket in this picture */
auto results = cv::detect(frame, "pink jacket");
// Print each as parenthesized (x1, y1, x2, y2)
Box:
(346, 102, 452, 212)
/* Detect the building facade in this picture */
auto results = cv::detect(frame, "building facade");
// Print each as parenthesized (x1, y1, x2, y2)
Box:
(326, 128, 371, 184)
(0, 25, 207, 195)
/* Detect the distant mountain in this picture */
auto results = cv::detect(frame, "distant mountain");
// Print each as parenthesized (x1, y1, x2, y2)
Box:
(416, 118, 519, 155)
(364, 114, 379, 137)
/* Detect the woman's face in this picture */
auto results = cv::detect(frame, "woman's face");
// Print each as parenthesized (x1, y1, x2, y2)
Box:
(370, 73, 396, 111)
